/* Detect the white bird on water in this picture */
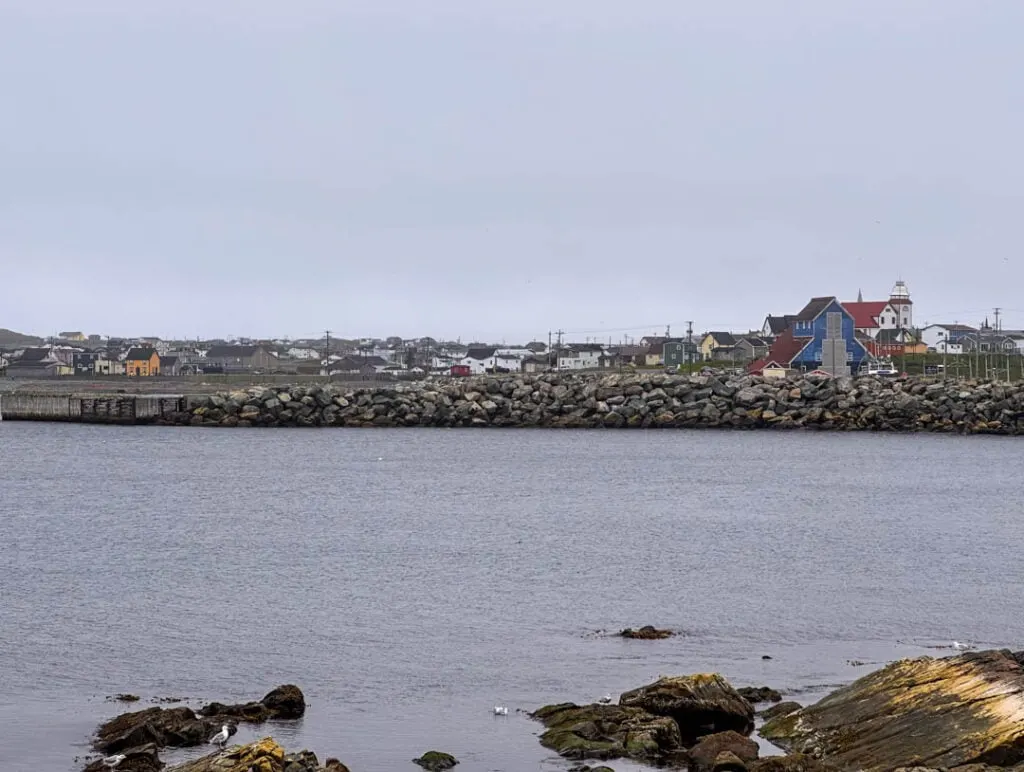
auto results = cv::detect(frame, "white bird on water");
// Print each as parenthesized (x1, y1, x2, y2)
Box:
(952, 641, 971, 651)
(210, 724, 230, 749)
(493, 705, 508, 716)
(101, 755, 126, 769)
(597, 694, 612, 705)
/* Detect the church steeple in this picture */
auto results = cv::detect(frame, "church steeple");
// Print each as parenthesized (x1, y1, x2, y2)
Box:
(857, 288, 863, 303)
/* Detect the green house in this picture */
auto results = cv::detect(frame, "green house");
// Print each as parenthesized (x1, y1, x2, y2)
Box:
(663, 340, 698, 368)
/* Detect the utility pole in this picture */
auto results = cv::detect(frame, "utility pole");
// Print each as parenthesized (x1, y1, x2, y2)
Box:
(994, 307, 1002, 332)
(555, 329, 565, 370)
(323, 329, 331, 375)
(686, 321, 694, 364)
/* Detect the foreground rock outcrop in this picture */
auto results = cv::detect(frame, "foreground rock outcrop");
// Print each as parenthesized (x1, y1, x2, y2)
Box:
(620, 674, 755, 743)
(761, 650, 1024, 771)
(82, 744, 162, 772)
(164, 738, 337, 772)
(688, 730, 759, 772)
(94, 686, 304, 755)
(533, 673, 755, 765)
(159, 372, 1024, 435)
(532, 702, 686, 763)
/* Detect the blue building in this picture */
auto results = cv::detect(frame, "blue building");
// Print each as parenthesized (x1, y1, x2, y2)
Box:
(753, 296, 869, 375)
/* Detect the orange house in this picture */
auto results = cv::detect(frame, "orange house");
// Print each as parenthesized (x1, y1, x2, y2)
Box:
(124, 347, 161, 377)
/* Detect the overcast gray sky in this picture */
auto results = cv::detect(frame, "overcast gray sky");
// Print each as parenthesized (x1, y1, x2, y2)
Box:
(2, 1, 1022, 343)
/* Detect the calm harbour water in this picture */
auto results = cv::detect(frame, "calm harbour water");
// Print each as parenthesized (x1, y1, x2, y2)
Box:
(2, 423, 1023, 772)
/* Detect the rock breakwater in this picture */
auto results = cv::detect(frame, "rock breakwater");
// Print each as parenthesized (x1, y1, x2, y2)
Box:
(161, 372, 1024, 434)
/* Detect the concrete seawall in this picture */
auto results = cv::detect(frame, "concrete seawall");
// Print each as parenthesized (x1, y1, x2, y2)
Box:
(0, 392, 187, 423)
(5, 372, 1023, 435)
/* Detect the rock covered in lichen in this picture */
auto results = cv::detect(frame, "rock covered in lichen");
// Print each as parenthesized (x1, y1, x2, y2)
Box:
(531, 702, 685, 763)
(162, 737, 344, 772)
(164, 737, 286, 771)
(761, 649, 1024, 771)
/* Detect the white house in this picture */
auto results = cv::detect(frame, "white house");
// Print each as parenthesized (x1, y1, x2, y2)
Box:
(920, 324, 977, 352)
(933, 340, 964, 355)
(460, 347, 497, 374)
(430, 354, 458, 371)
(94, 355, 125, 376)
(287, 347, 320, 360)
(556, 343, 605, 370)
(459, 346, 522, 374)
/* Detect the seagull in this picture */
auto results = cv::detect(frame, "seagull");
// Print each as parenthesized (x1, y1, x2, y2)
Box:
(101, 755, 126, 770)
(493, 705, 508, 716)
(952, 641, 971, 651)
(597, 694, 612, 705)
(210, 724, 230, 748)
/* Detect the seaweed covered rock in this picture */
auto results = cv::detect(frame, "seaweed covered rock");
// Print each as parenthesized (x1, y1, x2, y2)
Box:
(736, 686, 782, 704)
(94, 706, 221, 754)
(200, 685, 305, 722)
(412, 751, 458, 771)
(619, 674, 754, 742)
(96, 686, 302, 755)
(531, 702, 685, 763)
(688, 731, 759, 772)
(82, 744, 163, 772)
(619, 626, 674, 640)
(761, 650, 1024, 771)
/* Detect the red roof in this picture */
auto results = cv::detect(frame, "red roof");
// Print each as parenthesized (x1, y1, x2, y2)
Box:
(748, 328, 811, 373)
(843, 301, 888, 329)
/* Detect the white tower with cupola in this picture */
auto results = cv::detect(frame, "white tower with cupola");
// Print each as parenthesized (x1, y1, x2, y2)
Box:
(888, 280, 912, 329)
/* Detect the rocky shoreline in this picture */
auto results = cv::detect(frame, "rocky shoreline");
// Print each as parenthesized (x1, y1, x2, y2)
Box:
(531, 649, 1024, 771)
(153, 372, 1024, 434)
(79, 650, 1024, 772)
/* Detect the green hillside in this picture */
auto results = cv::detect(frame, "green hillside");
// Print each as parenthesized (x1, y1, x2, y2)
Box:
(0, 328, 44, 347)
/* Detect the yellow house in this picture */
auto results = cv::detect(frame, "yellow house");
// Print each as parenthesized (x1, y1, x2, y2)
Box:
(59, 331, 86, 341)
(699, 331, 737, 361)
(124, 347, 161, 377)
